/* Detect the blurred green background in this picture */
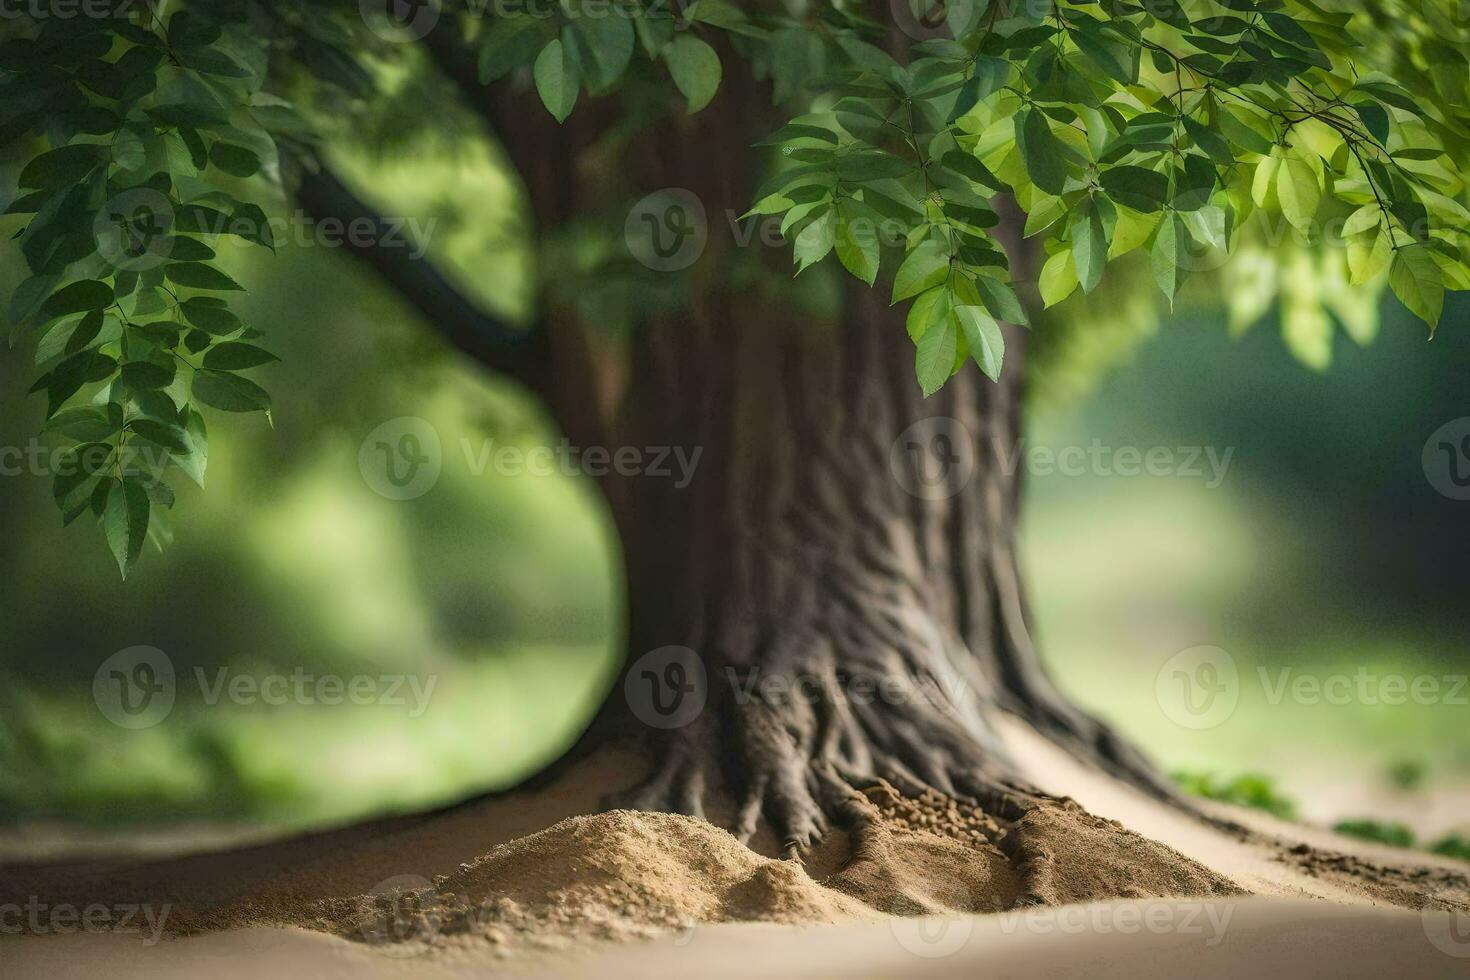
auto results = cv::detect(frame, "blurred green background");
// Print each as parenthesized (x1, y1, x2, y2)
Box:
(2, 139, 1469, 855)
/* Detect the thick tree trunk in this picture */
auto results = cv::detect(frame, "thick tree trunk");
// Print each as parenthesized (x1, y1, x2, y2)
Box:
(556, 276, 1167, 850)
(450, 48, 1169, 852)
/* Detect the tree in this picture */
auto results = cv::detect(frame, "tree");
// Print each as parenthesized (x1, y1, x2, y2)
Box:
(2, 0, 1468, 878)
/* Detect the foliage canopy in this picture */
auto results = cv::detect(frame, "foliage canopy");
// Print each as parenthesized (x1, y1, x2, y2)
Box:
(3, 0, 1469, 573)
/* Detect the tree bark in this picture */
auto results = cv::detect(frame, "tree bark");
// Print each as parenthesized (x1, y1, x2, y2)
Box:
(432, 60, 1172, 852)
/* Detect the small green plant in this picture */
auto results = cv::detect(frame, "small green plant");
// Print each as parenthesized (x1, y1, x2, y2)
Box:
(1171, 771, 1298, 821)
(1333, 819, 1416, 848)
(1430, 834, 1470, 862)
(1385, 759, 1427, 791)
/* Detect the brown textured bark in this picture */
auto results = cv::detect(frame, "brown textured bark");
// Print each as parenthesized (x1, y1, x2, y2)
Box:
(439, 55, 1171, 851)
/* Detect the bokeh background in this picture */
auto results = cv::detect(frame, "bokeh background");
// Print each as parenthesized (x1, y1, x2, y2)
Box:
(2, 129, 1468, 859)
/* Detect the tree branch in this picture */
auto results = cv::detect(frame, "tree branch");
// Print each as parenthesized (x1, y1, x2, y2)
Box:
(292, 160, 553, 401)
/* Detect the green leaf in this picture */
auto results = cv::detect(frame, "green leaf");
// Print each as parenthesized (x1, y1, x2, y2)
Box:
(228, 203, 275, 250)
(42, 279, 113, 319)
(533, 38, 580, 123)
(479, 15, 557, 83)
(972, 274, 1028, 326)
(120, 359, 176, 390)
(1017, 108, 1067, 194)
(793, 207, 837, 272)
(892, 239, 950, 303)
(1252, 149, 1282, 209)
(568, 10, 636, 90)
(1100, 166, 1169, 212)
(1070, 198, 1108, 293)
(915, 313, 958, 397)
(1151, 212, 1190, 304)
(1389, 247, 1444, 333)
(665, 35, 722, 114)
(956, 305, 1004, 381)
(1217, 107, 1274, 155)
(1277, 153, 1321, 235)
(208, 142, 261, 178)
(202, 342, 279, 370)
(174, 408, 208, 488)
(1347, 226, 1391, 285)
(128, 418, 190, 453)
(834, 214, 880, 286)
(165, 263, 243, 291)
(19, 144, 107, 189)
(103, 479, 150, 579)
(180, 297, 242, 334)
(1039, 249, 1080, 307)
(44, 406, 117, 442)
(10, 273, 61, 330)
(906, 285, 953, 342)
(192, 369, 271, 413)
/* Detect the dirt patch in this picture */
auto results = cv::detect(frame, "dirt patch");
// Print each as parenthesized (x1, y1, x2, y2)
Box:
(161, 782, 1251, 955)
(1278, 842, 1470, 910)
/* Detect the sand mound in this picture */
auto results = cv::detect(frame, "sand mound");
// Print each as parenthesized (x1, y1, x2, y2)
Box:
(296, 810, 876, 952)
(13, 766, 1465, 960)
(168, 782, 1247, 955)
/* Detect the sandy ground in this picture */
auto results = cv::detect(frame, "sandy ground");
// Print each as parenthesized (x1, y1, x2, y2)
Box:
(4, 716, 1469, 977)
(4, 899, 1469, 979)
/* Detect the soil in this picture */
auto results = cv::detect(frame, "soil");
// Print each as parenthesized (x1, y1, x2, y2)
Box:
(4, 721, 1468, 972)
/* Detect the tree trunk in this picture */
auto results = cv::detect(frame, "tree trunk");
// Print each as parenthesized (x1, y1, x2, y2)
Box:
(458, 53, 1170, 854)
